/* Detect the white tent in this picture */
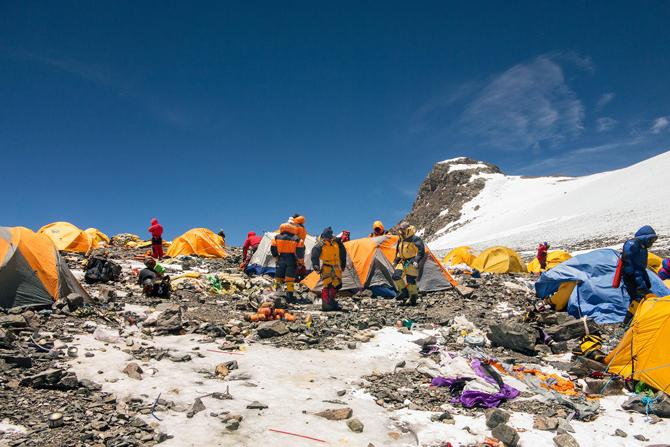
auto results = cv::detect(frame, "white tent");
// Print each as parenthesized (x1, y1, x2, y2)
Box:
(245, 232, 317, 275)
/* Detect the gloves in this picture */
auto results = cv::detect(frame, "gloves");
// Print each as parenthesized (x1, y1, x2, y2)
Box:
(313, 265, 321, 273)
(412, 261, 419, 268)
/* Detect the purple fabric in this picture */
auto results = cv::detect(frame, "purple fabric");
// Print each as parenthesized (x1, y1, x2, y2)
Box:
(459, 385, 520, 409)
(431, 377, 464, 388)
(432, 361, 520, 409)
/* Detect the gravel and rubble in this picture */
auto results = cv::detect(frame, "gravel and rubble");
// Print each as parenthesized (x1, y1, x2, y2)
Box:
(1, 244, 668, 446)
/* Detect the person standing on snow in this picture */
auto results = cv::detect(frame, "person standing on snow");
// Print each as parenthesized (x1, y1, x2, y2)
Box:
(217, 230, 226, 247)
(270, 222, 305, 307)
(369, 220, 387, 237)
(312, 227, 347, 311)
(659, 259, 670, 281)
(537, 242, 550, 270)
(393, 222, 425, 306)
(621, 225, 658, 324)
(148, 218, 164, 259)
(240, 231, 262, 270)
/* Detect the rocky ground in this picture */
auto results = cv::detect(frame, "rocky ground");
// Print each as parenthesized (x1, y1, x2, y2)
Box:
(1, 243, 668, 447)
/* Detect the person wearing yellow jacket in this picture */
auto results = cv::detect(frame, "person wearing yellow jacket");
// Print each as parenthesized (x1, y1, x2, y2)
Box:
(393, 222, 425, 306)
(270, 222, 305, 306)
(311, 227, 347, 311)
(369, 220, 387, 237)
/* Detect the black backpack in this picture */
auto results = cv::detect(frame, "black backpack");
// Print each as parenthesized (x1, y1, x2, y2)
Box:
(85, 257, 122, 283)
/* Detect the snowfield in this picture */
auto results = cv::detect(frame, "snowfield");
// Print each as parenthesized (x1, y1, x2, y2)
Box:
(67, 322, 669, 447)
(429, 150, 670, 251)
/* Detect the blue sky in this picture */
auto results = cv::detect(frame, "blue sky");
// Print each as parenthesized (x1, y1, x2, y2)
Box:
(1, 1, 669, 244)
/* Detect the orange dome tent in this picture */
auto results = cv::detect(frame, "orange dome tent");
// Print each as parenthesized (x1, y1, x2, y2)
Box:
(38, 221, 94, 253)
(166, 228, 226, 258)
(0, 227, 91, 308)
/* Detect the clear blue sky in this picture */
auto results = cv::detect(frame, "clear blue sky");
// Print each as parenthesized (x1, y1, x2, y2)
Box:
(2, 1, 669, 244)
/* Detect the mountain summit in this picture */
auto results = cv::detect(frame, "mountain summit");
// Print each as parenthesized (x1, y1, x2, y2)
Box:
(402, 151, 670, 251)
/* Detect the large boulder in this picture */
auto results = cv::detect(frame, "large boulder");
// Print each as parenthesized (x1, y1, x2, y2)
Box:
(487, 322, 537, 355)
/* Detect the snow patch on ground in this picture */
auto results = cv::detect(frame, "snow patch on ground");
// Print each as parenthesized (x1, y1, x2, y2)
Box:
(447, 163, 490, 173)
(67, 323, 669, 446)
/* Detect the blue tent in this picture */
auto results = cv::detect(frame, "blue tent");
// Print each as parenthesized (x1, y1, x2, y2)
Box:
(535, 249, 670, 324)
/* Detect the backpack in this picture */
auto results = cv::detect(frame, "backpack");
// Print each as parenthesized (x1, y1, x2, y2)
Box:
(85, 257, 122, 284)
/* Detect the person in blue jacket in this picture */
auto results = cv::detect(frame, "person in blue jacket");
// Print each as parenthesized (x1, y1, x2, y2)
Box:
(621, 225, 658, 324)
(658, 259, 670, 281)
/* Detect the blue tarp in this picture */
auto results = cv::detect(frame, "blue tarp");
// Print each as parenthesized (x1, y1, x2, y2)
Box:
(535, 249, 670, 324)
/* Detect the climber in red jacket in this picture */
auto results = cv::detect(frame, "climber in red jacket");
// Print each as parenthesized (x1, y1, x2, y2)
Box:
(148, 218, 164, 259)
(537, 242, 549, 270)
(241, 231, 263, 270)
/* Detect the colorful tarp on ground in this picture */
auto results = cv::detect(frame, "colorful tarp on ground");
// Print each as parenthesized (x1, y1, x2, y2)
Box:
(0, 226, 91, 308)
(535, 249, 670, 324)
(166, 228, 226, 258)
(606, 295, 670, 393)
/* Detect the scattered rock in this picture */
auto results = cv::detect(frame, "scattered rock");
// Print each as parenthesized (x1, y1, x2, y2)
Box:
(491, 423, 519, 447)
(122, 362, 143, 380)
(315, 407, 353, 421)
(633, 434, 648, 441)
(533, 415, 559, 431)
(246, 401, 268, 410)
(257, 320, 289, 338)
(187, 398, 206, 418)
(346, 418, 364, 433)
(485, 408, 510, 429)
(613, 428, 627, 438)
(0, 314, 27, 328)
(487, 322, 537, 355)
(553, 433, 580, 447)
(556, 419, 575, 434)
(545, 319, 598, 342)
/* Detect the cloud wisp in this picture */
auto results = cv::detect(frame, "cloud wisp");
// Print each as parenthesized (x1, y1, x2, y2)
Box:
(596, 117, 618, 132)
(3, 47, 193, 130)
(595, 92, 615, 111)
(413, 53, 590, 153)
(651, 116, 669, 134)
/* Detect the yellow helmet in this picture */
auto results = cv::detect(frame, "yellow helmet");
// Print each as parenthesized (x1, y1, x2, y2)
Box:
(373, 220, 384, 232)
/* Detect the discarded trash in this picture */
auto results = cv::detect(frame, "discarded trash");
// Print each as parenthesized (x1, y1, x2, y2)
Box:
(93, 326, 119, 343)
(268, 428, 326, 443)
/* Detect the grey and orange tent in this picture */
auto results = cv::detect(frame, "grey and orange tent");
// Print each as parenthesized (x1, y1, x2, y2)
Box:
(0, 227, 91, 308)
(302, 234, 457, 296)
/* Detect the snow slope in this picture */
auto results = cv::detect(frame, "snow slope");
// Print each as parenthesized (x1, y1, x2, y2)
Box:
(429, 150, 670, 251)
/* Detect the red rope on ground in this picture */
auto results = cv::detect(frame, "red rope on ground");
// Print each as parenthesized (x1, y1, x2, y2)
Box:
(268, 428, 326, 443)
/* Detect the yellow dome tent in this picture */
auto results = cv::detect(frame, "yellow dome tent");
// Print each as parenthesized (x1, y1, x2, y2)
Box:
(167, 228, 226, 258)
(527, 250, 572, 273)
(0, 227, 91, 308)
(38, 221, 94, 253)
(606, 295, 670, 393)
(648, 252, 663, 273)
(472, 246, 527, 273)
(84, 228, 110, 248)
(442, 246, 476, 267)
